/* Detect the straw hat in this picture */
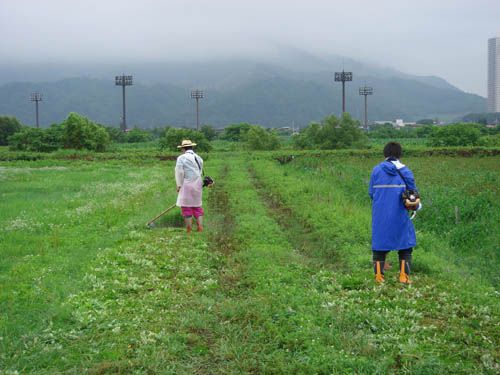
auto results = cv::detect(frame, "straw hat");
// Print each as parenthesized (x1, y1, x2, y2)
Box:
(177, 139, 197, 148)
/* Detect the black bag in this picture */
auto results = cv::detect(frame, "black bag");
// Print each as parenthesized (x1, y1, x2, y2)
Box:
(194, 156, 214, 188)
(390, 160, 420, 211)
(203, 176, 214, 187)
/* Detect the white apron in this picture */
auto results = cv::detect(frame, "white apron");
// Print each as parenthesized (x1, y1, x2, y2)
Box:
(175, 151, 203, 207)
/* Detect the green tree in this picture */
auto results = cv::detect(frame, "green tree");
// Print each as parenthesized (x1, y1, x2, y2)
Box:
(480, 133, 500, 147)
(105, 126, 127, 143)
(245, 126, 281, 150)
(159, 128, 212, 152)
(294, 113, 367, 150)
(293, 122, 321, 149)
(200, 125, 217, 141)
(150, 126, 170, 139)
(8, 125, 63, 152)
(125, 128, 154, 143)
(0, 116, 23, 146)
(427, 123, 482, 147)
(61, 113, 110, 151)
(416, 119, 435, 125)
(221, 123, 251, 141)
(415, 125, 435, 138)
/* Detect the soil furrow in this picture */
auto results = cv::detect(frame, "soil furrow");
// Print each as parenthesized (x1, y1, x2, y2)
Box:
(247, 163, 343, 269)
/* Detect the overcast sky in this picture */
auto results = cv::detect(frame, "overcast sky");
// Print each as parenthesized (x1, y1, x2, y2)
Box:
(1, 0, 499, 96)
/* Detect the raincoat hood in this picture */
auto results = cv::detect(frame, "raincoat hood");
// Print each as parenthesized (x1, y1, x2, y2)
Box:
(381, 161, 397, 176)
(381, 159, 406, 176)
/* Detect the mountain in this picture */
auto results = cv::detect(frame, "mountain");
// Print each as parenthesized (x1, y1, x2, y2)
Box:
(0, 52, 486, 127)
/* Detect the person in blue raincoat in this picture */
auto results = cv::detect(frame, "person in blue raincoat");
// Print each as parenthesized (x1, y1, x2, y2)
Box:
(369, 142, 420, 284)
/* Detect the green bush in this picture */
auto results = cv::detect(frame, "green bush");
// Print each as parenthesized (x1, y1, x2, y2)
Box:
(367, 124, 434, 139)
(245, 125, 281, 150)
(221, 123, 251, 141)
(159, 128, 212, 152)
(9, 113, 110, 152)
(427, 123, 482, 147)
(201, 125, 217, 141)
(8, 125, 63, 152)
(0, 116, 23, 146)
(105, 126, 127, 142)
(125, 128, 154, 143)
(294, 113, 368, 150)
(480, 133, 500, 147)
(62, 113, 110, 151)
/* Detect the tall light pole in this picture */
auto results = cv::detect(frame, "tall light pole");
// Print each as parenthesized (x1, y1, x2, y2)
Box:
(359, 86, 373, 129)
(190, 89, 204, 131)
(334, 70, 353, 114)
(30, 92, 42, 128)
(115, 74, 133, 131)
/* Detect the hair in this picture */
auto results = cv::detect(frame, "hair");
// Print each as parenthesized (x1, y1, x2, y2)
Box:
(182, 146, 193, 151)
(383, 142, 402, 159)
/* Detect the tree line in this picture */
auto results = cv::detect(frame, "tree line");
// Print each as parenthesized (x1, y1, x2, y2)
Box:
(1, 113, 499, 153)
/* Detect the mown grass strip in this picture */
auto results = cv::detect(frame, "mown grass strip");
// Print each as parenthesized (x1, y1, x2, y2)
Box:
(248, 164, 345, 270)
(246, 156, 499, 373)
(4, 229, 223, 374)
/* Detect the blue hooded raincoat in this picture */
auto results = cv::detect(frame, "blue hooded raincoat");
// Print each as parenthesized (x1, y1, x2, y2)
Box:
(369, 159, 417, 251)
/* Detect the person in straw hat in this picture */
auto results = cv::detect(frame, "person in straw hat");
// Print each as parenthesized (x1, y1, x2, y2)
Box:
(175, 139, 205, 232)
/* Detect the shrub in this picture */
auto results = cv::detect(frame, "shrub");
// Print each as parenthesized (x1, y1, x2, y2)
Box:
(245, 125, 281, 150)
(221, 123, 251, 141)
(427, 123, 482, 147)
(125, 128, 154, 143)
(105, 126, 127, 142)
(159, 128, 212, 152)
(0, 116, 23, 146)
(480, 133, 500, 147)
(9, 113, 110, 152)
(294, 113, 368, 150)
(201, 125, 217, 141)
(8, 125, 63, 152)
(62, 113, 110, 151)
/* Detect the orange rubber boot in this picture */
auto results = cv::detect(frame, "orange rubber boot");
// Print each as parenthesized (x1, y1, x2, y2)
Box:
(399, 260, 412, 284)
(374, 261, 385, 283)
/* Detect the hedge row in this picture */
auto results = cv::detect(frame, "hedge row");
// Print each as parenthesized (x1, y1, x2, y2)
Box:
(0, 147, 498, 162)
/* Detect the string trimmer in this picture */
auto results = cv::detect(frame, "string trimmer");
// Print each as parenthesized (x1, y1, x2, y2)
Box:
(146, 203, 177, 228)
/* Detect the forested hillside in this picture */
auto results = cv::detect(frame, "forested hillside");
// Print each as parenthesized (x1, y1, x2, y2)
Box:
(0, 55, 486, 127)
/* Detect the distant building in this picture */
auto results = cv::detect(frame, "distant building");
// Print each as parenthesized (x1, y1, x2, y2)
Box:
(373, 119, 417, 128)
(488, 36, 500, 112)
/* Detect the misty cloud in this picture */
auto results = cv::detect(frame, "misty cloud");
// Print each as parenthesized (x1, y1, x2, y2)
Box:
(1, 0, 499, 95)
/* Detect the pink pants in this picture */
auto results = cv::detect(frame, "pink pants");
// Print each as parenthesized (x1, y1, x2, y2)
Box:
(181, 206, 204, 218)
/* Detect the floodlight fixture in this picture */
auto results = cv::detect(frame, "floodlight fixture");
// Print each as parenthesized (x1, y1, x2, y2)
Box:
(191, 89, 204, 130)
(115, 74, 133, 131)
(334, 70, 353, 114)
(335, 71, 353, 82)
(359, 86, 374, 129)
(115, 75, 133, 86)
(359, 86, 373, 96)
(30, 92, 43, 128)
(190, 89, 204, 100)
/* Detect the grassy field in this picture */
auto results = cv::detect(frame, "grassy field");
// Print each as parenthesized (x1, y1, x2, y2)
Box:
(0, 150, 498, 373)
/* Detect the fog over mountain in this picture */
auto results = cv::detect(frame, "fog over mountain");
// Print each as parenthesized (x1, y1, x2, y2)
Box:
(2, 0, 499, 96)
(0, 48, 485, 127)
